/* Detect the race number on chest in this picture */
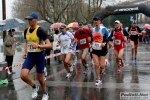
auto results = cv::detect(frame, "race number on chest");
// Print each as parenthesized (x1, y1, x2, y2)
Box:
(28, 44, 38, 52)
(114, 40, 121, 45)
(80, 38, 86, 45)
(131, 31, 136, 35)
(92, 42, 102, 50)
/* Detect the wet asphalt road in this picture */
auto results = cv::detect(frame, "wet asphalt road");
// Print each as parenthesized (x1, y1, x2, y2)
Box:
(0, 43, 150, 100)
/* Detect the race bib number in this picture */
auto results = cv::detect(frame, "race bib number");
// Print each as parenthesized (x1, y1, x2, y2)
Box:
(80, 38, 86, 45)
(62, 45, 68, 49)
(92, 42, 102, 50)
(28, 44, 38, 52)
(114, 40, 121, 45)
(131, 31, 136, 35)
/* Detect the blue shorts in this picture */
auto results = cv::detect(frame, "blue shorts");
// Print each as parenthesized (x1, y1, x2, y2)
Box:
(22, 51, 45, 74)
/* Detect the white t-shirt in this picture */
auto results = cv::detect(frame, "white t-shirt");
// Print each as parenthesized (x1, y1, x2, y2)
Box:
(58, 31, 74, 54)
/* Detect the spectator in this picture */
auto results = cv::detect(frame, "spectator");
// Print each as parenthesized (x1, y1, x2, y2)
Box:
(4, 29, 16, 74)
(45, 31, 53, 65)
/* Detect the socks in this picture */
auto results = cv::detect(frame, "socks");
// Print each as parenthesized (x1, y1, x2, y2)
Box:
(32, 84, 36, 89)
(43, 92, 48, 95)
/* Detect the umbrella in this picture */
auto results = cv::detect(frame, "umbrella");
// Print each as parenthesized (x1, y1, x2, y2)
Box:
(143, 24, 150, 29)
(51, 22, 65, 29)
(37, 20, 51, 31)
(67, 22, 79, 28)
(0, 18, 25, 31)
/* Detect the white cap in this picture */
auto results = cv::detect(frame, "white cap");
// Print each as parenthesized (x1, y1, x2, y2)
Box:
(115, 20, 121, 23)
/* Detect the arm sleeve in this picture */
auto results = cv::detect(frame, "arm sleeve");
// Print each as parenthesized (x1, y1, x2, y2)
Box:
(106, 30, 114, 43)
(24, 28, 28, 39)
(37, 27, 48, 41)
(123, 29, 129, 36)
(137, 26, 141, 33)
(128, 26, 131, 32)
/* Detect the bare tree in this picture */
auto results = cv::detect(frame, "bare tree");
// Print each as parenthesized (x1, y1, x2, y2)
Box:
(12, 0, 104, 24)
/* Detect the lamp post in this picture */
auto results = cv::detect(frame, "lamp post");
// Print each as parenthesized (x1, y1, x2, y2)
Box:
(2, 0, 6, 42)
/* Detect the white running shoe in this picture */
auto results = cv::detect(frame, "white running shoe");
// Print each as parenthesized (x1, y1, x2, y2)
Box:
(42, 93, 49, 100)
(95, 80, 102, 86)
(91, 59, 94, 66)
(44, 67, 47, 76)
(31, 85, 39, 98)
(69, 66, 73, 72)
(105, 59, 110, 68)
(66, 73, 71, 78)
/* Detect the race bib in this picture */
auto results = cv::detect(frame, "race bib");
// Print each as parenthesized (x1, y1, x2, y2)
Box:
(114, 40, 121, 45)
(92, 42, 102, 50)
(62, 45, 68, 49)
(131, 31, 136, 35)
(27, 44, 38, 52)
(80, 38, 86, 45)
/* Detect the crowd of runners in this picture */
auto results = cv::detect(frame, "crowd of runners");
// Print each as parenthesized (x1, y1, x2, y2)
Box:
(20, 12, 144, 100)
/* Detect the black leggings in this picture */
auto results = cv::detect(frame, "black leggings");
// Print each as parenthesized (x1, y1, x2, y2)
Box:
(5, 56, 14, 72)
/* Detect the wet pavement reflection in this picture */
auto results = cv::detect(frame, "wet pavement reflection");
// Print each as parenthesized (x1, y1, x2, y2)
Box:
(0, 43, 150, 100)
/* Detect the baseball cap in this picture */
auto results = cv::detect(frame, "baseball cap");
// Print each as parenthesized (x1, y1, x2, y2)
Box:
(115, 20, 121, 23)
(93, 16, 101, 20)
(78, 21, 83, 25)
(60, 25, 66, 29)
(25, 12, 38, 20)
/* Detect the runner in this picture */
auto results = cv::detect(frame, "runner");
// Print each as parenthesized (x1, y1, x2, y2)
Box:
(73, 22, 91, 74)
(56, 25, 74, 78)
(68, 27, 77, 66)
(91, 16, 109, 86)
(128, 21, 141, 63)
(108, 20, 128, 72)
(21, 12, 51, 100)
(88, 24, 94, 66)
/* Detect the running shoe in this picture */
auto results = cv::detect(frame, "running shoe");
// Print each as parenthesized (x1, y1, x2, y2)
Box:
(117, 66, 121, 73)
(95, 80, 102, 86)
(83, 68, 89, 74)
(121, 61, 125, 67)
(105, 59, 110, 68)
(44, 67, 47, 76)
(132, 58, 136, 63)
(69, 66, 73, 72)
(66, 73, 71, 78)
(42, 93, 49, 100)
(91, 59, 94, 66)
(31, 85, 39, 98)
